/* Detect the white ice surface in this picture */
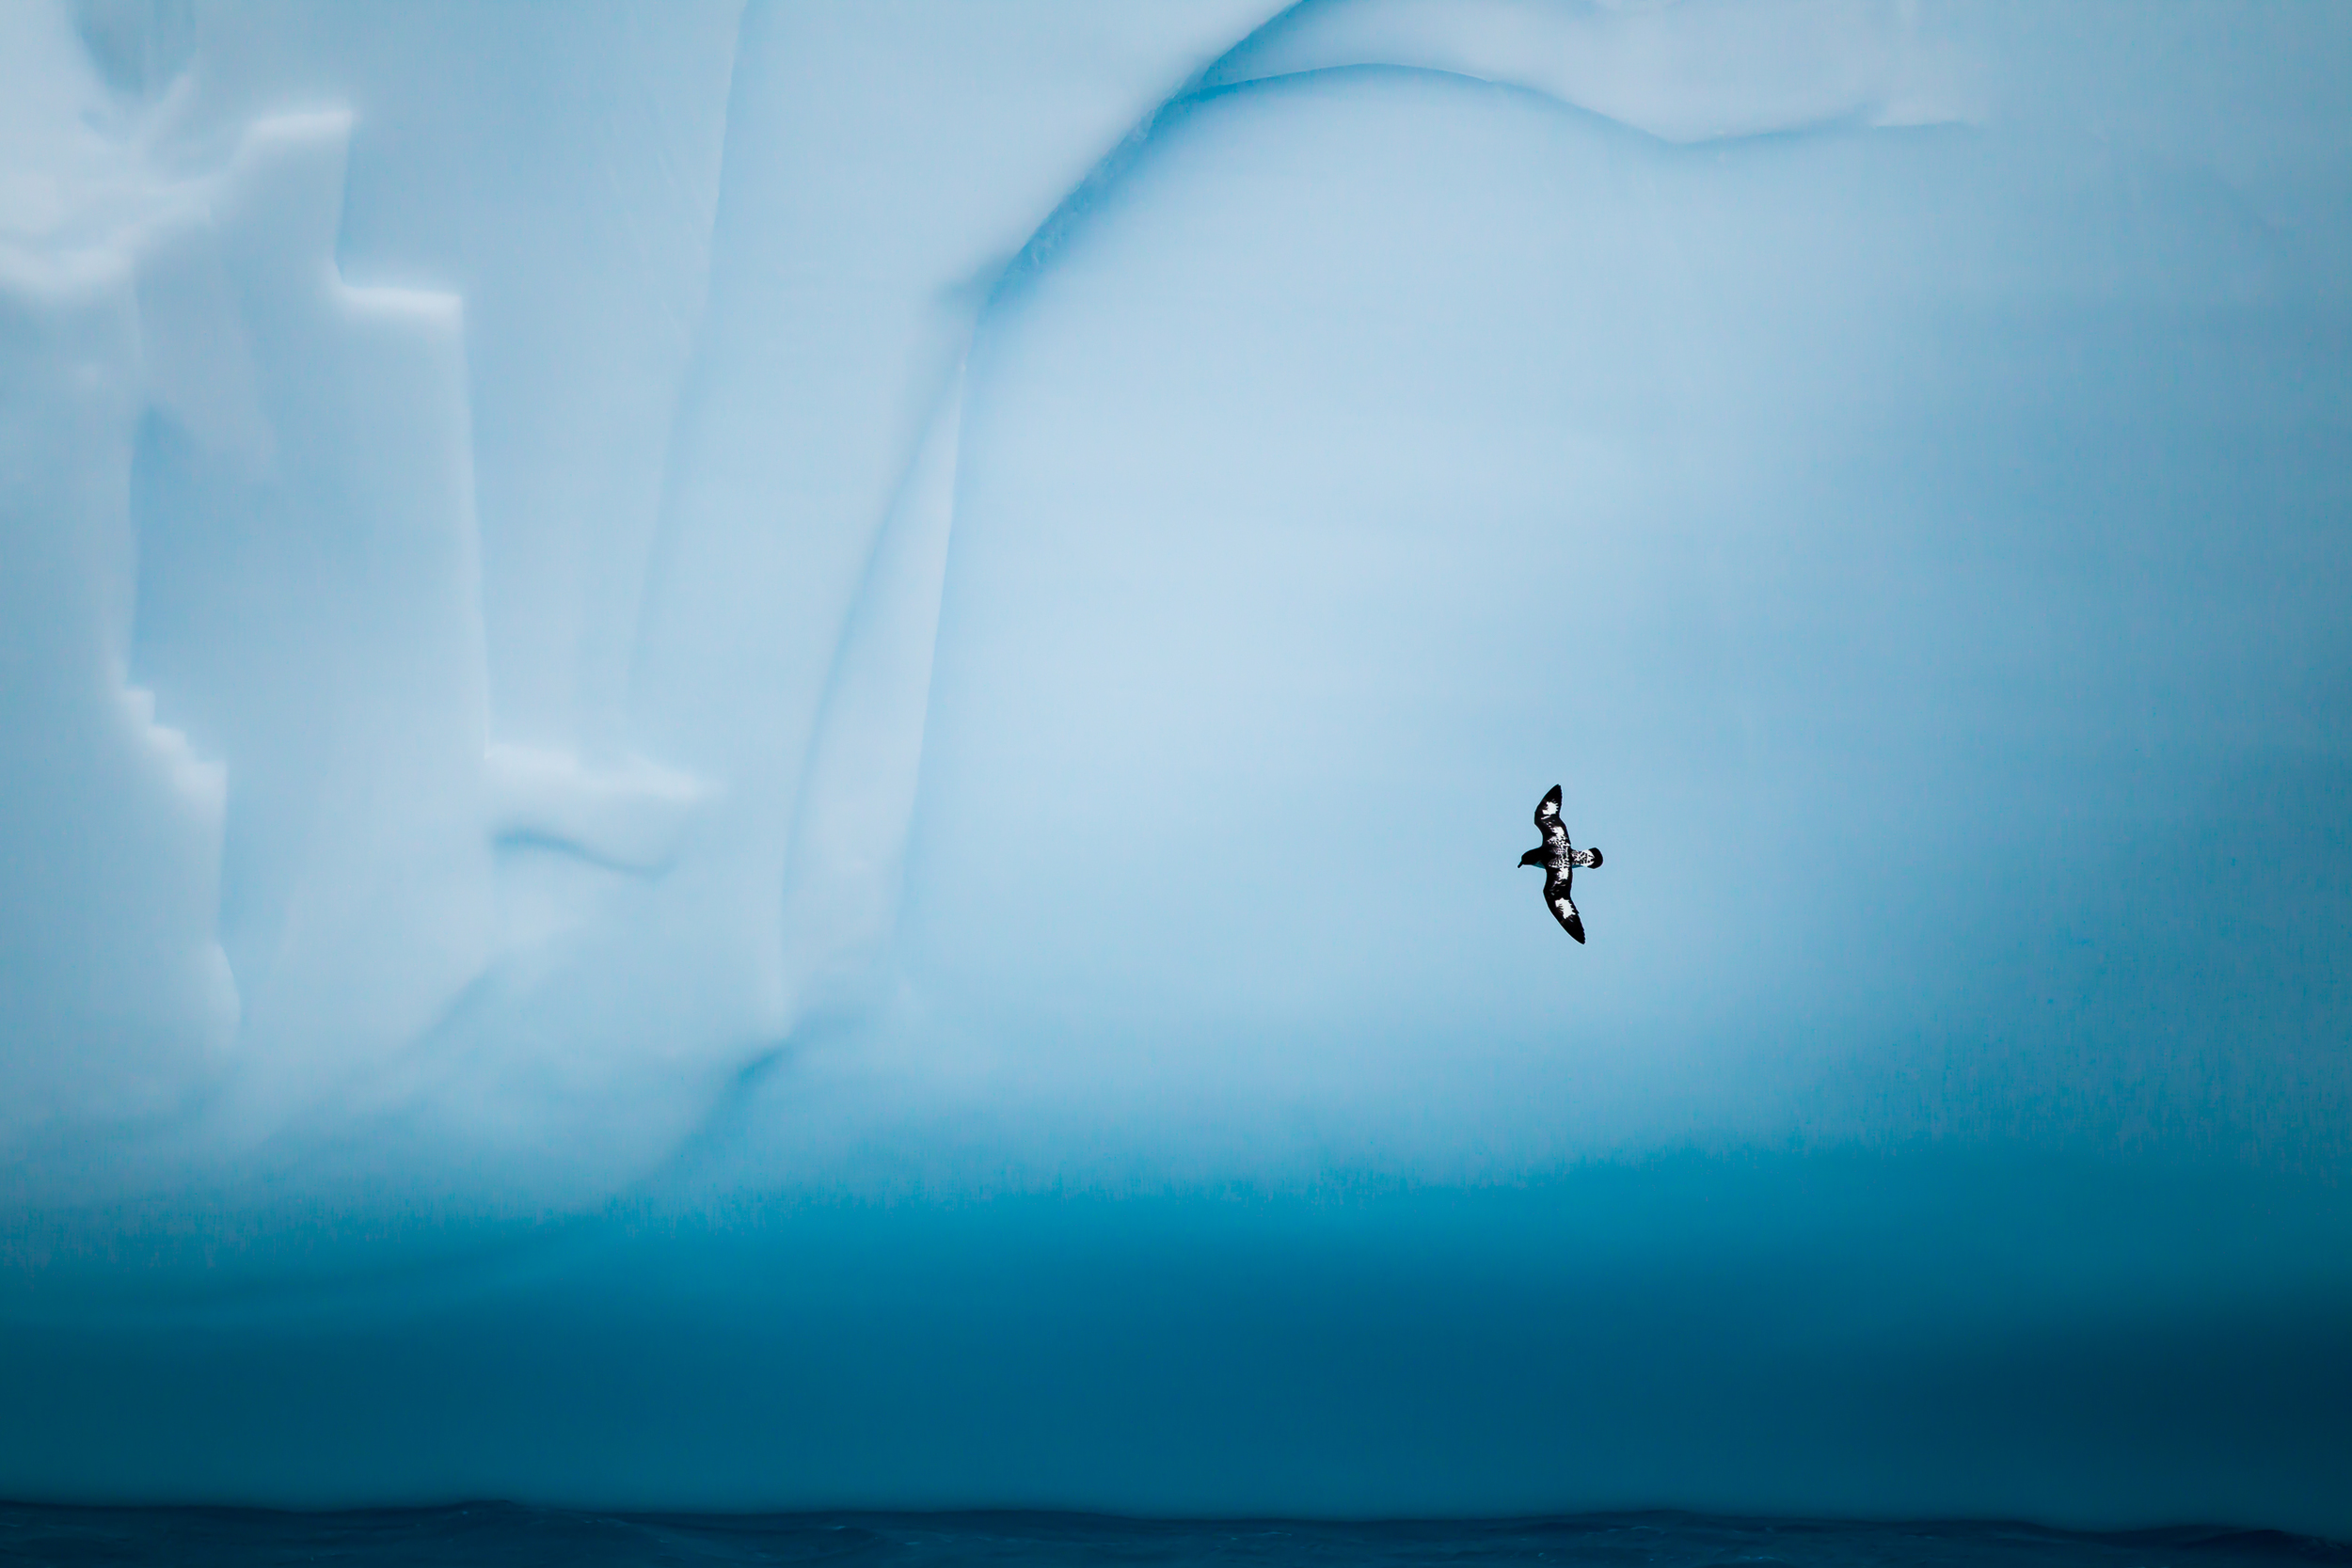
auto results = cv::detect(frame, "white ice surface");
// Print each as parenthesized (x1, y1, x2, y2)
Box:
(0, 0, 2345, 1212)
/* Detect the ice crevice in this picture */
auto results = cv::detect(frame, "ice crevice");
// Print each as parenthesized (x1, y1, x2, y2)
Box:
(1200, 0, 1980, 141)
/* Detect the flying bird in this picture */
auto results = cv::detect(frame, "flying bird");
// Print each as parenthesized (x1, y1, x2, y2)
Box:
(1518, 784, 1602, 942)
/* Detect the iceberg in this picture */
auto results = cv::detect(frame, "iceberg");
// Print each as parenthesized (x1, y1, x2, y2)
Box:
(1, 0, 2348, 1531)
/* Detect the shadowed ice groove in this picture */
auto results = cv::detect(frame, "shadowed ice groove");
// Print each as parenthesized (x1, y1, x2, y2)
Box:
(1205, 0, 1984, 139)
(777, 371, 967, 1021)
(621, 0, 1290, 1065)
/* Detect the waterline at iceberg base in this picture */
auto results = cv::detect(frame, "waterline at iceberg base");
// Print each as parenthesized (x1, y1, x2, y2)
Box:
(3, 0, 2349, 1541)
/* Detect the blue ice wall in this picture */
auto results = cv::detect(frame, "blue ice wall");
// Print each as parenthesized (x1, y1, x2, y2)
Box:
(2, 0, 2348, 1529)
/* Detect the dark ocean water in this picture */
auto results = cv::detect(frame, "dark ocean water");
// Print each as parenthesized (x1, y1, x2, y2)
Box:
(3, 1507, 2347, 1568)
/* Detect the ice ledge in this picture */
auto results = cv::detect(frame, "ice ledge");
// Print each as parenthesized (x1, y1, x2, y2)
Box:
(487, 744, 708, 875)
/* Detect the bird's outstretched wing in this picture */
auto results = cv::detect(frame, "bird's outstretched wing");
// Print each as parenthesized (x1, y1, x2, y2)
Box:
(1534, 784, 1570, 854)
(1544, 869, 1586, 943)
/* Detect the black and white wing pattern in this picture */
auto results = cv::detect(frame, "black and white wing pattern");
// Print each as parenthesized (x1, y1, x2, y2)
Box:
(1545, 875, 1586, 943)
(1534, 784, 1570, 856)
(1526, 784, 1597, 943)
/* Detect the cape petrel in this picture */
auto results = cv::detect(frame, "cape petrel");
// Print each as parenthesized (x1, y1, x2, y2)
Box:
(1518, 784, 1602, 942)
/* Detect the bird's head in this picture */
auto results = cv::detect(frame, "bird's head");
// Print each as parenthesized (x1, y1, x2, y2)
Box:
(1587, 847, 1602, 867)
(1518, 847, 1545, 867)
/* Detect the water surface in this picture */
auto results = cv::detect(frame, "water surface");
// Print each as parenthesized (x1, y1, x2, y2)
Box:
(5, 1506, 2347, 1568)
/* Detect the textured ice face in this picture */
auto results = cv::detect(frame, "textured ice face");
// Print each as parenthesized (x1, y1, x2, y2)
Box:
(2, 0, 2347, 1201)
(2, 0, 1291, 1196)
